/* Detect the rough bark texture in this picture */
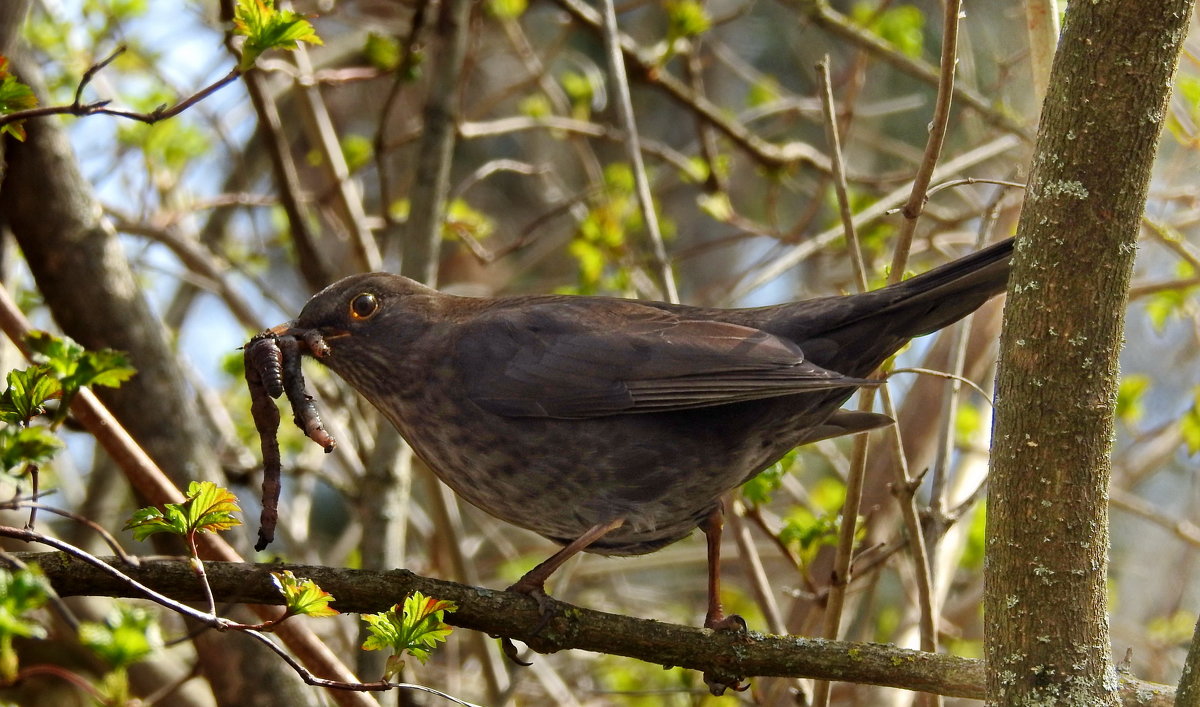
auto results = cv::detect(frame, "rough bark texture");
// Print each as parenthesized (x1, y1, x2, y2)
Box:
(985, 1, 1194, 705)
(8, 550, 1175, 706)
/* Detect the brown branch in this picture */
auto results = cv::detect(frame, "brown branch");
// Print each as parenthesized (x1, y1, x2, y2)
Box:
(0, 47, 241, 128)
(6, 550, 1173, 706)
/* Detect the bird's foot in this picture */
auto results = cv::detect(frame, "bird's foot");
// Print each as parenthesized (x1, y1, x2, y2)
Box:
(497, 578, 559, 666)
(703, 611, 750, 695)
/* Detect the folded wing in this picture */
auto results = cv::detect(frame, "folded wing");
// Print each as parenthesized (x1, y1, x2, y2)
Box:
(454, 299, 875, 419)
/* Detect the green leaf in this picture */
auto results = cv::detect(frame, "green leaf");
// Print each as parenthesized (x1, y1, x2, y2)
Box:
(665, 0, 711, 41)
(272, 571, 339, 618)
(233, 0, 324, 71)
(25, 332, 137, 399)
(0, 367, 61, 424)
(124, 481, 242, 541)
(0, 56, 37, 142)
(0, 426, 64, 472)
(487, 0, 528, 20)
(1182, 388, 1200, 455)
(362, 591, 456, 680)
(851, 2, 925, 58)
(363, 33, 401, 71)
(78, 605, 160, 670)
(1116, 374, 1152, 425)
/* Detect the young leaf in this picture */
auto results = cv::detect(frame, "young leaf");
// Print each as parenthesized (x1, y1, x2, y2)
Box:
(362, 591, 457, 679)
(124, 481, 242, 541)
(0, 56, 37, 142)
(0, 367, 61, 424)
(234, 0, 324, 71)
(272, 570, 339, 618)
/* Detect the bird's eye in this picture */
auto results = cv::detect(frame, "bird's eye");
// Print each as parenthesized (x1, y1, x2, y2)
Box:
(349, 293, 380, 320)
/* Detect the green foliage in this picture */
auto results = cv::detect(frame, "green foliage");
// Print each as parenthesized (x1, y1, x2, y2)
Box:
(272, 570, 339, 618)
(487, 0, 528, 20)
(340, 134, 374, 172)
(0, 427, 64, 474)
(851, 2, 925, 58)
(1146, 608, 1196, 646)
(0, 333, 134, 475)
(959, 503, 987, 570)
(233, 0, 324, 71)
(560, 71, 596, 120)
(444, 199, 495, 242)
(0, 567, 50, 682)
(1145, 263, 1197, 332)
(746, 76, 780, 109)
(518, 93, 552, 119)
(362, 591, 456, 680)
(363, 33, 401, 71)
(1182, 387, 1200, 455)
(124, 481, 243, 543)
(0, 56, 37, 141)
(664, 0, 711, 48)
(741, 448, 798, 506)
(0, 367, 61, 425)
(1116, 374, 1152, 426)
(26, 331, 136, 403)
(78, 605, 160, 670)
(954, 400, 984, 447)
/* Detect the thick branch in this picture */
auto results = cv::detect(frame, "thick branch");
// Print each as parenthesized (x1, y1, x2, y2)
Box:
(9, 551, 1172, 706)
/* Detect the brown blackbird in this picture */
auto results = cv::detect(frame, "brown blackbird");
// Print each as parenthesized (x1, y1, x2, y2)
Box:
(269, 237, 1012, 633)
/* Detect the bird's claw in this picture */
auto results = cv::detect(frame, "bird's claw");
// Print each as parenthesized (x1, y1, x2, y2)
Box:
(497, 579, 559, 666)
(703, 612, 750, 695)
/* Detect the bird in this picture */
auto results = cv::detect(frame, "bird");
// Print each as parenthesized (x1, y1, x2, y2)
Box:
(266, 236, 1013, 644)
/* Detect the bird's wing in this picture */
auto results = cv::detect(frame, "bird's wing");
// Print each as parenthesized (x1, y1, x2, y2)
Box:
(453, 299, 874, 419)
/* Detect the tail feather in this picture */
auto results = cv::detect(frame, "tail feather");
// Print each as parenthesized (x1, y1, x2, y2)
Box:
(764, 237, 1013, 375)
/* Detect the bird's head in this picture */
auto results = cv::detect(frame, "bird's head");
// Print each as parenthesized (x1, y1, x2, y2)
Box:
(265, 273, 444, 393)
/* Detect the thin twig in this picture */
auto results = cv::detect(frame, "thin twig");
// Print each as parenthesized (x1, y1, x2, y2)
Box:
(596, 0, 678, 302)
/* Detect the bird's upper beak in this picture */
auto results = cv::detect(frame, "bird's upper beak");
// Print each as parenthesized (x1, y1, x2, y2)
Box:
(263, 320, 347, 360)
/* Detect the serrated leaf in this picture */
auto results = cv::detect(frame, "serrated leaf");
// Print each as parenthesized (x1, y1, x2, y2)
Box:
(0, 367, 61, 424)
(234, 0, 324, 70)
(272, 571, 339, 617)
(124, 481, 242, 541)
(0, 55, 36, 142)
(361, 591, 456, 679)
(184, 480, 243, 534)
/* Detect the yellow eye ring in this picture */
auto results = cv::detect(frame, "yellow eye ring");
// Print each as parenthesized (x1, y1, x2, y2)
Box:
(349, 292, 380, 320)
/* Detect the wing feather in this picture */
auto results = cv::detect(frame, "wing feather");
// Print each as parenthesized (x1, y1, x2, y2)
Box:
(454, 299, 874, 419)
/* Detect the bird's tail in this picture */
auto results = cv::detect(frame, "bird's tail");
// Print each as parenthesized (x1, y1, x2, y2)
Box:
(767, 237, 1014, 376)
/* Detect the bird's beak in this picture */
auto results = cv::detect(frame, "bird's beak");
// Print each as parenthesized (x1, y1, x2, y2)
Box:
(261, 321, 345, 360)
(266, 320, 300, 338)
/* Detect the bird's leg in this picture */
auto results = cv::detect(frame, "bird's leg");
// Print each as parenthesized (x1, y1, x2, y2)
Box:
(700, 505, 750, 695)
(507, 517, 625, 599)
(500, 518, 624, 665)
(700, 505, 746, 632)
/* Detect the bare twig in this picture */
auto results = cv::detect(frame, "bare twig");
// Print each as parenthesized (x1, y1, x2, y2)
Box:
(596, 0, 678, 303)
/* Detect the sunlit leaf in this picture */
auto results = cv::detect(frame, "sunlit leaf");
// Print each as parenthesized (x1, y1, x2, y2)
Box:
(233, 0, 324, 71)
(272, 571, 339, 618)
(362, 591, 456, 680)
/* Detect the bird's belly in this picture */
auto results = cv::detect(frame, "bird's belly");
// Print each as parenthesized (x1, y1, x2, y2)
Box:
(388, 402, 767, 555)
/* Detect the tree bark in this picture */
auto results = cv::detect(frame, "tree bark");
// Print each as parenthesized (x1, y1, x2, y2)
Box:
(985, 1, 1194, 705)
(10, 550, 1175, 706)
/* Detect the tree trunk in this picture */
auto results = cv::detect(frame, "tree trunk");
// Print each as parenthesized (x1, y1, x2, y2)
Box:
(985, 1, 1194, 705)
